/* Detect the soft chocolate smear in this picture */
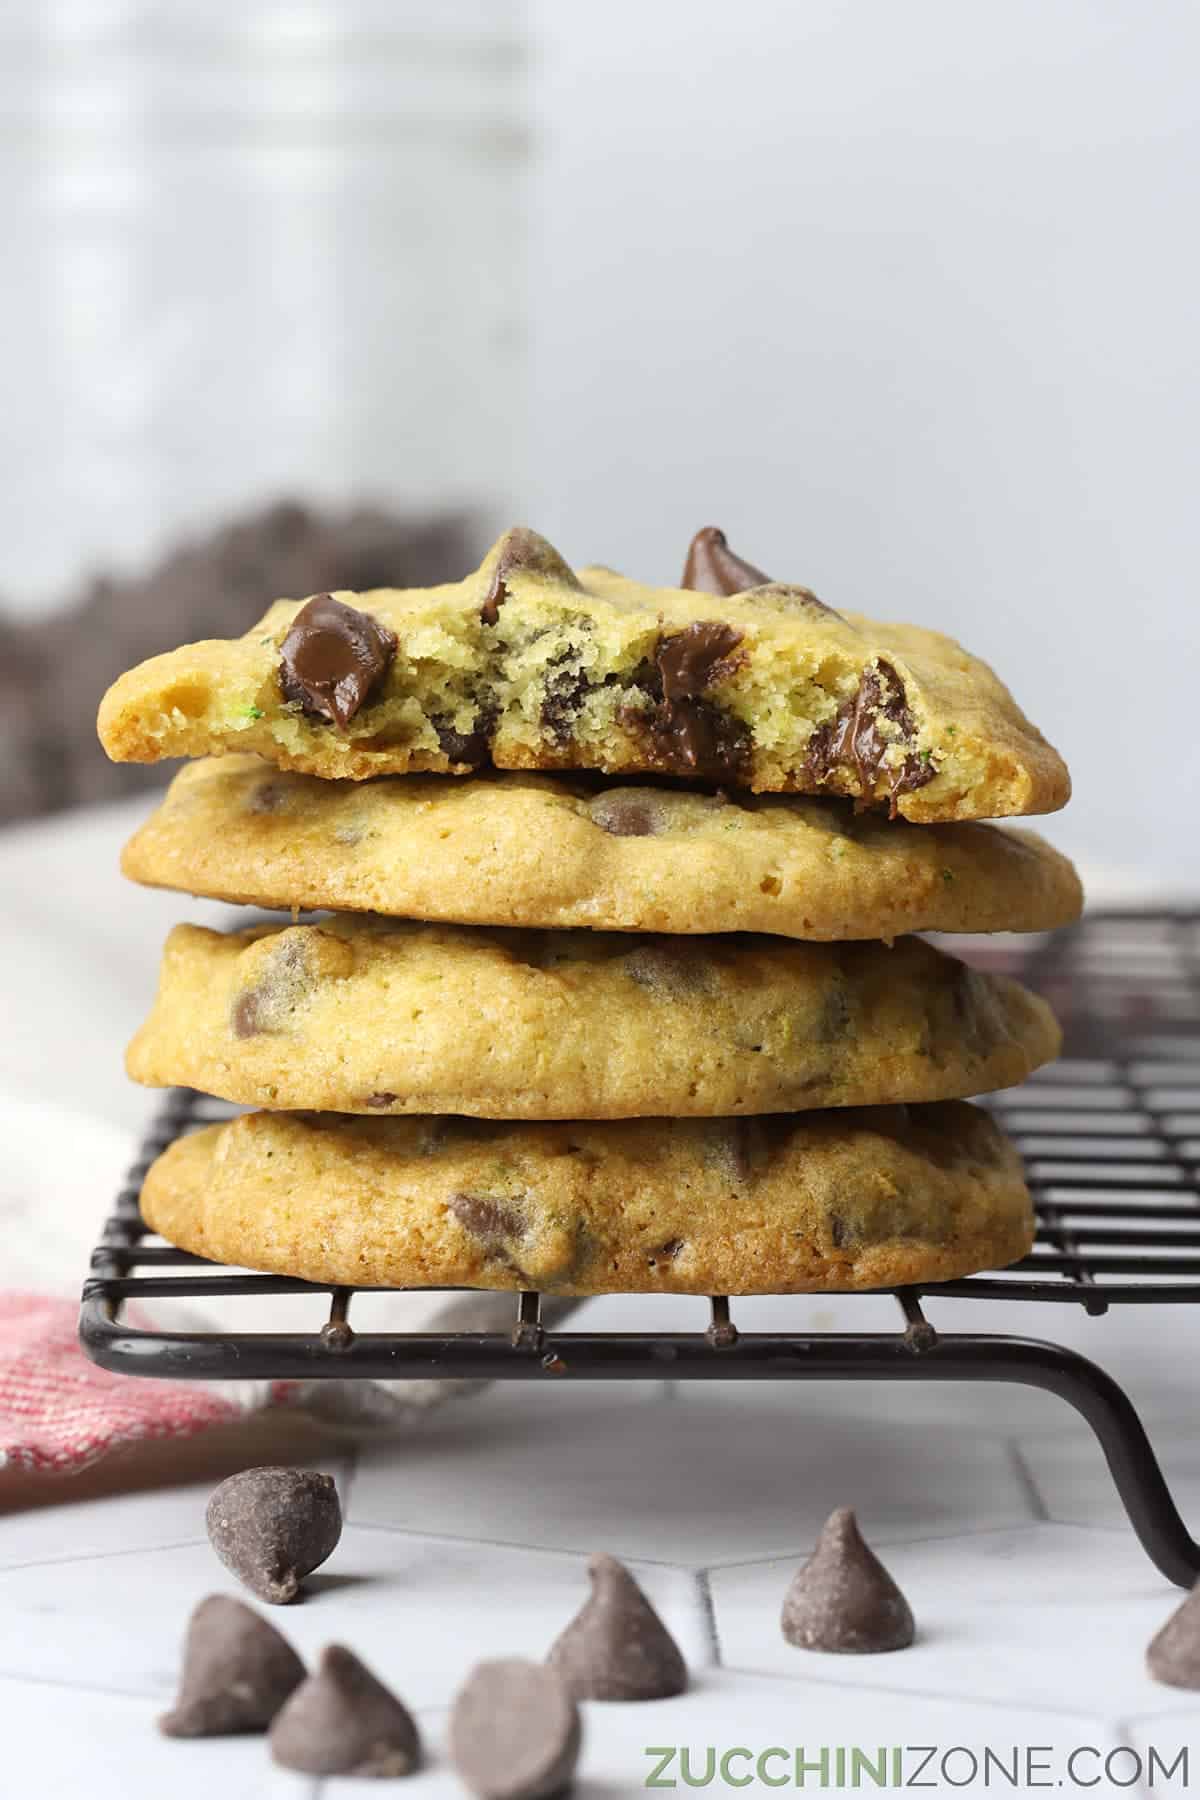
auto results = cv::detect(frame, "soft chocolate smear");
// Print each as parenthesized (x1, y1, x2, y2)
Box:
(481, 526, 579, 626)
(270, 1644, 421, 1777)
(451, 1659, 580, 1800)
(681, 526, 771, 595)
(206, 1467, 342, 1606)
(1147, 1583, 1200, 1689)
(450, 1193, 527, 1248)
(279, 594, 397, 728)
(548, 1552, 689, 1701)
(588, 791, 659, 837)
(159, 1594, 306, 1737)
(622, 938, 709, 997)
(781, 1507, 915, 1653)
(230, 937, 312, 1040)
(803, 659, 935, 814)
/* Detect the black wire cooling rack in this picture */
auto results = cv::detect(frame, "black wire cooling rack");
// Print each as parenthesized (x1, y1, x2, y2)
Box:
(80, 910, 1200, 1586)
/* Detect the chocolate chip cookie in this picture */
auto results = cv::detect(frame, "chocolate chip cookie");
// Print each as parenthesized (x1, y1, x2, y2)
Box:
(122, 757, 1083, 941)
(98, 526, 1070, 822)
(126, 918, 1060, 1118)
(138, 1101, 1034, 1294)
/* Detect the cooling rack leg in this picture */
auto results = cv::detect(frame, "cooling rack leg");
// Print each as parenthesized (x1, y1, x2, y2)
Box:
(942, 1336, 1200, 1589)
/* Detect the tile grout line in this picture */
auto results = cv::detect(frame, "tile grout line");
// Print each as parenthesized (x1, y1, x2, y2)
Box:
(695, 1568, 722, 1669)
(1007, 1437, 1051, 1521)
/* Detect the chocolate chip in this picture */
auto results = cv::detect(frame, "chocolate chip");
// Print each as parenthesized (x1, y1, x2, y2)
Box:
(781, 1507, 915, 1653)
(366, 1091, 398, 1109)
(450, 1658, 581, 1800)
(450, 1193, 527, 1247)
(159, 1594, 305, 1737)
(539, 654, 593, 746)
(681, 526, 771, 595)
(622, 939, 708, 997)
(269, 1644, 421, 1777)
(1147, 1584, 1200, 1688)
(481, 527, 579, 626)
(206, 1467, 342, 1605)
(247, 777, 292, 814)
(652, 1238, 684, 1262)
(548, 1552, 688, 1701)
(588, 791, 658, 837)
(279, 593, 397, 728)
(436, 709, 495, 768)
(804, 660, 935, 815)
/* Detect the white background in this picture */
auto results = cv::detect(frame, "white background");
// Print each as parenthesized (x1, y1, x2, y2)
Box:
(2, 1, 1198, 886)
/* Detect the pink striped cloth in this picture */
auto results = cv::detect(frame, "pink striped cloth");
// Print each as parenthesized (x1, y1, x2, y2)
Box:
(0, 1292, 245, 1477)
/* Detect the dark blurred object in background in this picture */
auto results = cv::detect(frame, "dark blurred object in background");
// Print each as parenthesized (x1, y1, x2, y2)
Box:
(0, 502, 476, 826)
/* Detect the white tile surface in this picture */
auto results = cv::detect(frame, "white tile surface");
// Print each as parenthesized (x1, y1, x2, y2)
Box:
(1018, 1418, 1200, 1531)
(348, 1379, 1035, 1562)
(0, 1527, 708, 1712)
(0, 1676, 312, 1800)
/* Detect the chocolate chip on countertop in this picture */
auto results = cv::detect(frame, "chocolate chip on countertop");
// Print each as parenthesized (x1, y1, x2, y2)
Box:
(269, 1643, 422, 1777)
(681, 526, 771, 595)
(206, 1467, 342, 1605)
(780, 1507, 915, 1653)
(450, 1658, 581, 1800)
(481, 527, 580, 626)
(547, 1552, 688, 1701)
(159, 1594, 305, 1737)
(279, 593, 397, 728)
(1148, 1583, 1200, 1689)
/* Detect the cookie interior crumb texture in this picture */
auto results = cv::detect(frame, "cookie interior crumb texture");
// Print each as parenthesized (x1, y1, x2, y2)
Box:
(97, 526, 1071, 823)
(121, 757, 1084, 941)
(125, 917, 1062, 1119)
(137, 1101, 1035, 1296)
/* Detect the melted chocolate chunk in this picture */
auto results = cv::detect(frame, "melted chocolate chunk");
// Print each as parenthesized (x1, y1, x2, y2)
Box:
(480, 526, 579, 625)
(270, 1645, 421, 1778)
(366, 1091, 398, 1109)
(622, 621, 750, 782)
(278, 594, 397, 729)
(548, 1553, 689, 1701)
(160, 1595, 305, 1737)
(781, 1507, 915, 1654)
(206, 1467, 342, 1606)
(681, 526, 771, 596)
(803, 659, 936, 815)
(450, 1194, 527, 1247)
(658, 621, 744, 699)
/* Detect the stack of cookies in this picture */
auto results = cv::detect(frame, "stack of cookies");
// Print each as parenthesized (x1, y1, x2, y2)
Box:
(98, 527, 1079, 1298)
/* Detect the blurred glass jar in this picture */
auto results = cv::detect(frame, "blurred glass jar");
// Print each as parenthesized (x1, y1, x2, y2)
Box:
(0, 1, 528, 614)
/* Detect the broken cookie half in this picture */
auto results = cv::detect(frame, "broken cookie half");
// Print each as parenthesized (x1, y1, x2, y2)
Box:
(97, 526, 1070, 823)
